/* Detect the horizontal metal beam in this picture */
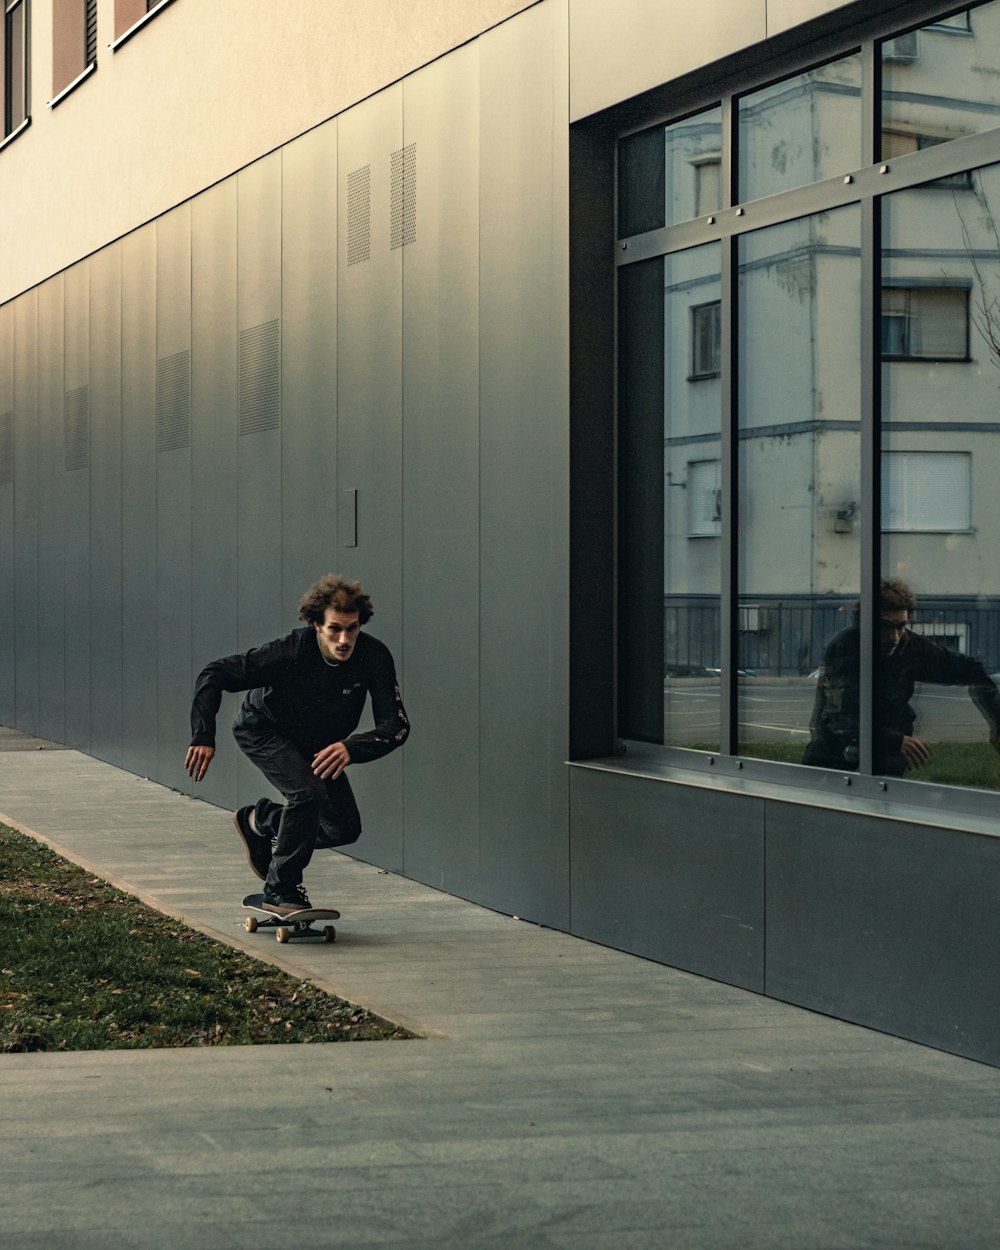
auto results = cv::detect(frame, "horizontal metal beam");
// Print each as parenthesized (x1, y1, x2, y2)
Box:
(617, 127, 1000, 266)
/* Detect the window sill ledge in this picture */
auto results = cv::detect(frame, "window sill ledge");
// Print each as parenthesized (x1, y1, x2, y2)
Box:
(567, 748, 1000, 839)
(0, 116, 31, 155)
(110, 0, 178, 52)
(48, 61, 97, 110)
(881, 356, 971, 364)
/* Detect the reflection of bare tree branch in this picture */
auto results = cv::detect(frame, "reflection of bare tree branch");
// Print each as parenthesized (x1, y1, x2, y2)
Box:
(954, 185, 1000, 376)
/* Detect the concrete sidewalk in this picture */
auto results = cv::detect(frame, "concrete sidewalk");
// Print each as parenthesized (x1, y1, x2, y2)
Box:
(3, 740, 1000, 1248)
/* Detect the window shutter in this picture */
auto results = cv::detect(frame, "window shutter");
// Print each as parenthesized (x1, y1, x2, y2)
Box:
(882, 451, 971, 531)
(912, 288, 967, 358)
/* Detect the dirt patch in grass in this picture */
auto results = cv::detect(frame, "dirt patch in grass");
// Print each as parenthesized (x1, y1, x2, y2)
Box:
(0, 822, 412, 1052)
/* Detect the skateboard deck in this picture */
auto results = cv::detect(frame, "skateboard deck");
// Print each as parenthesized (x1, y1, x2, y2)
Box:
(241, 893, 340, 944)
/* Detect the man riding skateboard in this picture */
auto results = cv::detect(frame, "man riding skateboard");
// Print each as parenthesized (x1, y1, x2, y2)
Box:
(183, 575, 409, 916)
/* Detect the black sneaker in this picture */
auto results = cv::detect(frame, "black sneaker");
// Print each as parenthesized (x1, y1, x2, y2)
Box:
(232, 807, 272, 881)
(262, 883, 311, 916)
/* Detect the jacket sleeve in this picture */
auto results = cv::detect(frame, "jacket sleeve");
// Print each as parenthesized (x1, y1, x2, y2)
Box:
(911, 635, 1000, 739)
(189, 634, 298, 748)
(344, 644, 410, 764)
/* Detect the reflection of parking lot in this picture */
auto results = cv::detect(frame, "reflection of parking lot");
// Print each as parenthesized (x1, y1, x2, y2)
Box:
(664, 678, 995, 745)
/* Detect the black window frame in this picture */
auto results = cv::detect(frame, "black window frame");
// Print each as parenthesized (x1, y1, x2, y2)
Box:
(592, 0, 1000, 820)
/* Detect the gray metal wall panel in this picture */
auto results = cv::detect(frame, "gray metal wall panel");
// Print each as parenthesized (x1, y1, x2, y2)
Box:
(191, 179, 240, 810)
(12, 290, 39, 734)
(89, 245, 124, 766)
(156, 207, 193, 791)
(337, 87, 405, 870)
(121, 227, 158, 779)
(62, 263, 92, 752)
(36, 279, 66, 745)
(569, 768, 766, 990)
(766, 803, 1000, 1067)
(478, 2, 571, 924)
(236, 154, 284, 806)
(400, 47, 482, 894)
(0, 303, 13, 723)
(280, 122, 338, 608)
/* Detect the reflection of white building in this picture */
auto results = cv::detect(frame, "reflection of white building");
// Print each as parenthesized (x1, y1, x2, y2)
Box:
(660, 16, 1000, 675)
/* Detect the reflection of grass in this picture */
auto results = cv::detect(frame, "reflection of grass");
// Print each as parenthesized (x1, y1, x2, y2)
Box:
(736, 740, 1000, 790)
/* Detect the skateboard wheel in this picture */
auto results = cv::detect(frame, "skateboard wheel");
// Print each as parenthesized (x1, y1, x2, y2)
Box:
(324, 925, 336, 943)
(244, 916, 258, 933)
(276, 927, 291, 944)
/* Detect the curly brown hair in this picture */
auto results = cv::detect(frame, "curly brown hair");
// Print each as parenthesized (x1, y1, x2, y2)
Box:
(298, 575, 373, 626)
(879, 576, 916, 615)
(850, 577, 917, 624)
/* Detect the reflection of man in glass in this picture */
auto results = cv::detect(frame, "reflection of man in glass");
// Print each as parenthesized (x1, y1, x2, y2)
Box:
(803, 578, 1000, 775)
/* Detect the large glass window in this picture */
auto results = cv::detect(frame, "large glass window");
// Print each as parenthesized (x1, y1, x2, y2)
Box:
(615, 0, 1000, 801)
(738, 53, 862, 202)
(737, 207, 861, 764)
(881, 165, 1000, 791)
(882, 7, 1000, 152)
(619, 106, 723, 236)
(618, 244, 722, 750)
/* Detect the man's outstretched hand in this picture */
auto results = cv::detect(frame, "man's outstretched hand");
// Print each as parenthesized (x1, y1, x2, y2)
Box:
(313, 741, 351, 780)
(900, 735, 929, 770)
(185, 745, 215, 781)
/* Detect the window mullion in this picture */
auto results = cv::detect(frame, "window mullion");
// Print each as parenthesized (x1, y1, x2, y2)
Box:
(720, 234, 737, 756)
(860, 192, 879, 778)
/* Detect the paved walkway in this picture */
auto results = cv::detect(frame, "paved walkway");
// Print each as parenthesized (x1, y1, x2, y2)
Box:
(3, 738, 1000, 1248)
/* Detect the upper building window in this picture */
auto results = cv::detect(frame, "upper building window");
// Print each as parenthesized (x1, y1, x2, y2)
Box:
(51, 0, 97, 103)
(114, 0, 171, 45)
(3, 0, 28, 138)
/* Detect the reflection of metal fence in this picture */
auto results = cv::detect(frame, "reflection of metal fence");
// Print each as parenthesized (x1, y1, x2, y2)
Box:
(664, 597, 1000, 677)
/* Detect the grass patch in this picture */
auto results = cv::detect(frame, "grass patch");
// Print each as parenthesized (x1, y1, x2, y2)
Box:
(0, 822, 412, 1052)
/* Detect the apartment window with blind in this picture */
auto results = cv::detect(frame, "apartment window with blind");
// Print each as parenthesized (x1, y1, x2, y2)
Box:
(881, 451, 972, 532)
(4, 0, 28, 138)
(881, 286, 970, 360)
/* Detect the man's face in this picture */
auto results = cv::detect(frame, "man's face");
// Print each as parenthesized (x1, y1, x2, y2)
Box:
(315, 607, 361, 663)
(879, 609, 909, 655)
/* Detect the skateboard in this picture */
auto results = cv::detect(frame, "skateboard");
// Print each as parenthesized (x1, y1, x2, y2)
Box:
(241, 893, 340, 944)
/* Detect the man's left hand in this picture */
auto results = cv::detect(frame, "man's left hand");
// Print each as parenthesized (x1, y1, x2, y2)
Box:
(313, 741, 351, 780)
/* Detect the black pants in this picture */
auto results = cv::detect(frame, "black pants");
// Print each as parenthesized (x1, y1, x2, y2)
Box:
(232, 718, 362, 893)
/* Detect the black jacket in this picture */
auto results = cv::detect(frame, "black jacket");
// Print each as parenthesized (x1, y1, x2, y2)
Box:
(189, 628, 409, 760)
(803, 626, 1000, 774)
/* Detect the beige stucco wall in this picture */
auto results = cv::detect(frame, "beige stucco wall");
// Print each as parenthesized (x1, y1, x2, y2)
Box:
(0, 0, 541, 305)
(568, 0, 862, 121)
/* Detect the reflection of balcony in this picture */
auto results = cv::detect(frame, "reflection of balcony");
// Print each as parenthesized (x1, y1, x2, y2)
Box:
(663, 595, 1000, 677)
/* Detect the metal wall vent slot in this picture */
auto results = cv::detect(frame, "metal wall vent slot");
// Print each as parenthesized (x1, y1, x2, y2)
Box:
(239, 319, 281, 436)
(64, 385, 90, 472)
(0, 411, 13, 486)
(157, 349, 191, 452)
(347, 165, 372, 266)
(390, 143, 416, 250)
